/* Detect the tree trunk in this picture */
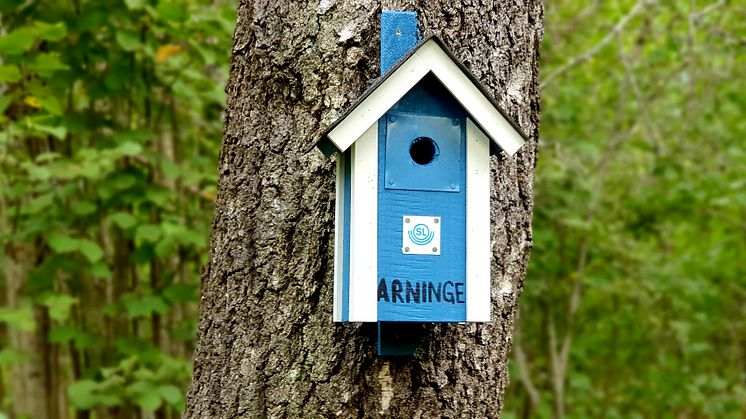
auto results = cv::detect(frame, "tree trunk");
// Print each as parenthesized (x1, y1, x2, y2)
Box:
(185, 1, 542, 417)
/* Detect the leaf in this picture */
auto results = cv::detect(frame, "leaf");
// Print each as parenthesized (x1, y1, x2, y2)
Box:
(37, 94, 63, 116)
(48, 234, 80, 253)
(133, 387, 162, 411)
(125, 295, 170, 318)
(0, 65, 21, 83)
(160, 157, 180, 179)
(28, 53, 70, 77)
(0, 305, 36, 331)
(68, 380, 99, 410)
(30, 123, 67, 139)
(157, 384, 183, 406)
(0, 95, 14, 114)
(41, 294, 78, 321)
(135, 224, 162, 243)
(73, 201, 97, 216)
(145, 187, 171, 206)
(0, 27, 36, 55)
(27, 165, 51, 181)
(116, 141, 143, 156)
(154, 237, 177, 257)
(125, 0, 146, 9)
(0, 348, 27, 366)
(24, 96, 42, 109)
(111, 212, 137, 229)
(156, 44, 184, 63)
(155, 2, 188, 22)
(34, 21, 67, 41)
(49, 325, 79, 343)
(115, 29, 140, 52)
(91, 261, 112, 279)
(78, 240, 104, 263)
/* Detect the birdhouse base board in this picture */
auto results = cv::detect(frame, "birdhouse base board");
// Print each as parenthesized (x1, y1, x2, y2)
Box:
(377, 322, 426, 356)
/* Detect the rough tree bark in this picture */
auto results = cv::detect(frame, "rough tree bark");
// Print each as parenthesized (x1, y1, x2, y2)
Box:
(185, 1, 542, 417)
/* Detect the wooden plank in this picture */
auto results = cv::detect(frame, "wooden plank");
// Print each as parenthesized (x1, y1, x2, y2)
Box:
(466, 118, 491, 322)
(348, 124, 378, 322)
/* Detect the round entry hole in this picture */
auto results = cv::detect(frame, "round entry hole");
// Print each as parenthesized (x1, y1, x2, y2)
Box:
(409, 137, 438, 166)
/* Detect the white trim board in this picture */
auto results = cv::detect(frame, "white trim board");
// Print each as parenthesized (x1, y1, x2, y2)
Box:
(348, 124, 378, 322)
(327, 39, 525, 156)
(466, 119, 491, 322)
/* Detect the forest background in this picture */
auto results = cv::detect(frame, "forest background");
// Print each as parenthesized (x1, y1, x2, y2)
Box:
(0, 0, 743, 418)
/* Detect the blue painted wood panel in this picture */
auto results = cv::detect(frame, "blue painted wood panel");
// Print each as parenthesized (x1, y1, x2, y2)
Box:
(380, 11, 419, 75)
(384, 113, 462, 192)
(377, 75, 468, 322)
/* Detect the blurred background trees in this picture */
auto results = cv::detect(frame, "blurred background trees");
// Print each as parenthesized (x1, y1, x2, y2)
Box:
(505, 1, 745, 418)
(0, 0, 234, 417)
(0, 0, 743, 418)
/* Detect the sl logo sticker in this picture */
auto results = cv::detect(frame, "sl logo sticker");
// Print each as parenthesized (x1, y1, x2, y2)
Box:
(408, 224, 434, 245)
(402, 215, 441, 255)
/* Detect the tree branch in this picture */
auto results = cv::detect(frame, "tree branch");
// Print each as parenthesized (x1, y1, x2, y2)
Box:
(514, 325, 541, 413)
(540, 0, 651, 90)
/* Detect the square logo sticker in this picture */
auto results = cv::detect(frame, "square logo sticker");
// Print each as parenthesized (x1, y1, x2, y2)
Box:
(402, 215, 441, 255)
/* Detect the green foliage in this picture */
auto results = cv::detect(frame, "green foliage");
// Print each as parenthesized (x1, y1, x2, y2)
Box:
(0, 0, 234, 416)
(506, 1, 746, 417)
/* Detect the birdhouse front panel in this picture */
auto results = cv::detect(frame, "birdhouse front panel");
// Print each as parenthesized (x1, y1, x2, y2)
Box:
(376, 77, 468, 322)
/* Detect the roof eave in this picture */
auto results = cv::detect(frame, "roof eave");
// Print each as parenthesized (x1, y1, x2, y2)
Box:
(311, 35, 529, 157)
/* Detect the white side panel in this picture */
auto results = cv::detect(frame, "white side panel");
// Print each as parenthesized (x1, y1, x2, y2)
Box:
(327, 52, 431, 152)
(466, 119, 491, 322)
(333, 153, 345, 322)
(348, 124, 378, 322)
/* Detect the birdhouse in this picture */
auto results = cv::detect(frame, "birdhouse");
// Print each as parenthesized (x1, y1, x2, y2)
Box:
(315, 34, 527, 325)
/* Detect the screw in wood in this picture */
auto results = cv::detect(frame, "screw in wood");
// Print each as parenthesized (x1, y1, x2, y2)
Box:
(432, 247, 438, 252)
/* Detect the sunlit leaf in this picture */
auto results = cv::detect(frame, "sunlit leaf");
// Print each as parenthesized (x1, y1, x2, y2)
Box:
(78, 240, 104, 263)
(29, 52, 70, 77)
(156, 44, 184, 63)
(91, 261, 113, 280)
(115, 29, 140, 51)
(0, 65, 21, 83)
(157, 385, 183, 406)
(135, 224, 162, 243)
(0, 27, 35, 55)
(155, 2, 188, 23)
(48, 234, 80, 253)
(124, 0, 146, 10)
(0, 305, 36, 331)
(68, 380, 98, 410)
(41, 294, 78, 321)
(34, 21, 67, 41)
(111, 212, 137, 229)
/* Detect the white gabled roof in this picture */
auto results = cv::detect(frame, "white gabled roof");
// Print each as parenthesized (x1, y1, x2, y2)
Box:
(316, 35, 528, 157)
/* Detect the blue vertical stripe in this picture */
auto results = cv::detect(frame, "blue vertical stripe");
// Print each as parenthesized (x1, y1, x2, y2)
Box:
(380, 11, 419, 75)
(341, 149, 352, 322)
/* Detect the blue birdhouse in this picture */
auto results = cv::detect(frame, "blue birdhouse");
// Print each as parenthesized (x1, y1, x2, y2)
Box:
(314, 21, 527, 330)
